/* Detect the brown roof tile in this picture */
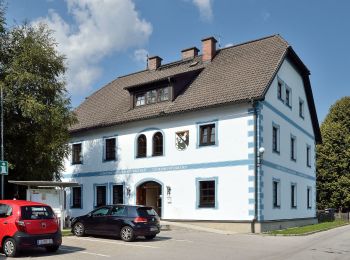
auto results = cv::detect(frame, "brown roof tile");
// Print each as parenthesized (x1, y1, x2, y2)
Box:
(69, 34, 320, 143)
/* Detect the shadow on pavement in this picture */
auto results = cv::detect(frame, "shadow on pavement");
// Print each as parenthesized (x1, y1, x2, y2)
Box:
(84, 234, 172, 243)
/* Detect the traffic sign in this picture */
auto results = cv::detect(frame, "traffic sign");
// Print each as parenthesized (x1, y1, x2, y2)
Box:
(0, 161, 8, 175)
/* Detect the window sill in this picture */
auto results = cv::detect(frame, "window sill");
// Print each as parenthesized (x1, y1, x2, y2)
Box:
(299, 115, 304, 120)
(273, 205, 281, 209)
(70, 206, 82, 209)
(198, 205, 216, 209)
(71, 162, 82, 165)
(103, 159, 117, 163)
(291, 158, 297, 162)
(291, 206, 297, 209)
(152, 154, 164, 157)
(307, 164, 312, 168)
(272, 150, 280, 155)
(198, 143, 217, 148)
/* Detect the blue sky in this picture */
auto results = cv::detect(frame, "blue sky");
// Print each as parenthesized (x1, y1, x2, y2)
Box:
(5, 0, 350, 122)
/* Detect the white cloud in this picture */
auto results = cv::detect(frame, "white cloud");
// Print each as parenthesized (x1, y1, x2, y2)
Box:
(133, 48, 148, 66)
(192, 0, 213, 22)
(34, 0, 152, 96)
(224, 43, 234, 48)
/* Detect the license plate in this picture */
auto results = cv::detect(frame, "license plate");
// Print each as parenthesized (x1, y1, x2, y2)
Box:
(37, 239, 53, 245)
(150, 227, 158, 231)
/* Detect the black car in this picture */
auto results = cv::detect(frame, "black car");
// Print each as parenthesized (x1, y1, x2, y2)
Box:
(70, 205, 160, 242)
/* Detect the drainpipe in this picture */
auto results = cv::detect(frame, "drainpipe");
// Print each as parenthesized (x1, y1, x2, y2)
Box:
(252, 101, 260, 233)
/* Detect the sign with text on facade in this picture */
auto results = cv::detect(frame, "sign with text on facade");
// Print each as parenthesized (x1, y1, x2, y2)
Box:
(0, 161, 8, 175)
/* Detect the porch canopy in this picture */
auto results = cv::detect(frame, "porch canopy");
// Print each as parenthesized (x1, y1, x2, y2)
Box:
(8, 180, 79, 188)
(8, 180, 79, 230)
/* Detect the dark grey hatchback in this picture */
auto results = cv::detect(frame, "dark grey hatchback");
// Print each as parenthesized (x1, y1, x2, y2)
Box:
(70, 205, 160, 242)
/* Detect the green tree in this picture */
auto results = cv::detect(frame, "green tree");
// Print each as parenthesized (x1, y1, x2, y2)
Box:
(0, 4, 76, 189)
(317, 97, 350, 210)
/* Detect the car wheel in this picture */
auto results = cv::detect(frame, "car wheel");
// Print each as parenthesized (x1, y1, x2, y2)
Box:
(3, 238, 18, 257)
(120, 226, 135, 242)
(73, 222, 85, 237)
(45, 245, 60, 252)
(145, 235, 156, 240)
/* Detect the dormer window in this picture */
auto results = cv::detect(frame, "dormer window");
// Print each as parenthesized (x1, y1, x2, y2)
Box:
(158, 87, 169, 101)
(135, 94, 146, 106)
(146, 90, 157, 104)
(134, 87, 170, 107)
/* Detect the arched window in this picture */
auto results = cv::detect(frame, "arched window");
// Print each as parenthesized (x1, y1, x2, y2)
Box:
(153, 132, 163, 156)
(137, 134, 147, 158)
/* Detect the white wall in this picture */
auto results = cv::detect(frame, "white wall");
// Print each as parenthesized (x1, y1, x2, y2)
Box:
(261, 58, 316, 221)
(63, 103, 256, 221)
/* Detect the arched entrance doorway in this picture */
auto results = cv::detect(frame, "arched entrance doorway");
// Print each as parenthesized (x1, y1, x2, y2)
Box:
(136, 181, 162, 217)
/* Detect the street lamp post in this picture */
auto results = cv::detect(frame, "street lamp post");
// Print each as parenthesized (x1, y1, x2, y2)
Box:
(1, 84, 4, 199)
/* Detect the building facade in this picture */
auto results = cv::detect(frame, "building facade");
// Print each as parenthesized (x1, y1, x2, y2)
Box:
(62, 35, 321, 232)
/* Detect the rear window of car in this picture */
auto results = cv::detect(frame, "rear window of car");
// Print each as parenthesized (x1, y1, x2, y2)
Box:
(0, 204, 12, 218)
(137, 207, 157, 217)
(21, 206, 55, 220)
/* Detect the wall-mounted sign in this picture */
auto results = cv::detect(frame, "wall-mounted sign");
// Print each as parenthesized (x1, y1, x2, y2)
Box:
(175, 130, 189, 151)
(0, 161, 8, 175)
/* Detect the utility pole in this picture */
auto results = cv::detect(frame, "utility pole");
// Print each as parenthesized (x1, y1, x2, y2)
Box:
(1, 84, 4, 199)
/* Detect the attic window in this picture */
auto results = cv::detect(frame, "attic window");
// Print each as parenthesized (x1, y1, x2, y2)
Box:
(135, 94, 146, 106)
(146, 90, 157, 104)
(158, 88, 169, 101)
(135, 87, 170, 107)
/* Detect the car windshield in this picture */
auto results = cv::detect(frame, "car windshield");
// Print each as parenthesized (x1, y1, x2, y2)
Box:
(21, 206, 55, 220)
(137, 207, 157, 217)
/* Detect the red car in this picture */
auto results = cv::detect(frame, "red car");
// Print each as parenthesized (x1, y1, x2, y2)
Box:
(0, 200, 62, 257)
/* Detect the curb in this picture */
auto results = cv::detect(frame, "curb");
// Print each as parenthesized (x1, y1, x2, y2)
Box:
(160, 221, 237, 235)
(264, 223, 349, 236)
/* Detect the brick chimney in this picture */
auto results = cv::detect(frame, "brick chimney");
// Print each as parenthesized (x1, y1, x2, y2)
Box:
(181, 47, 199, 60)
(201, 36, 217, 62)
(148, 56, 162, 70)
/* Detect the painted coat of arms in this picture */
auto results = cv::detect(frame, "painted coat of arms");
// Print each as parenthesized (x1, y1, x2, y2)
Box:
(175, 130, 189, 151)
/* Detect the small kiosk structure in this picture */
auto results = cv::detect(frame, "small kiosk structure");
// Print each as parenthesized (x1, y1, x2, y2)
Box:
(8, 180, 79, 230)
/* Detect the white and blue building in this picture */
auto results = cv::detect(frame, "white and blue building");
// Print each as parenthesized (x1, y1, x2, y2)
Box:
(62, 35, 321, 232)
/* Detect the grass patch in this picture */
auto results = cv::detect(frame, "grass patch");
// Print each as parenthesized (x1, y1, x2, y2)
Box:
(267, 220, 349, 236)
(61, 229, 73, 236)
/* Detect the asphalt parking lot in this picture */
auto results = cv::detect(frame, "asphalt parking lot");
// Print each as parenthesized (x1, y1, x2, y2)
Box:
(1, 225, 350, 259)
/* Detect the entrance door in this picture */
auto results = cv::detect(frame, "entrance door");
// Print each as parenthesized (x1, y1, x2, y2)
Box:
(136, 181, 162, 217)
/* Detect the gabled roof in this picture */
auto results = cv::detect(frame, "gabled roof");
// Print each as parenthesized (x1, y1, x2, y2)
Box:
(70, 34, 321, 143)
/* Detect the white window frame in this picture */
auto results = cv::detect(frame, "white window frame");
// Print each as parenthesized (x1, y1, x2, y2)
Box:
(272, 123, 280, 154)
(71, 142, 83, 165)
(277, 79, 284, 101)
(272, 178, 281, 209)
(103, 136, 117, 162)
(290, 134, 297, 161)
(306, 144, 311, 168)
(291, 183, 297, 209)
(285, 85, 292, 108)
(307, 186, 312, 209)
(299, 98, 305, 119)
